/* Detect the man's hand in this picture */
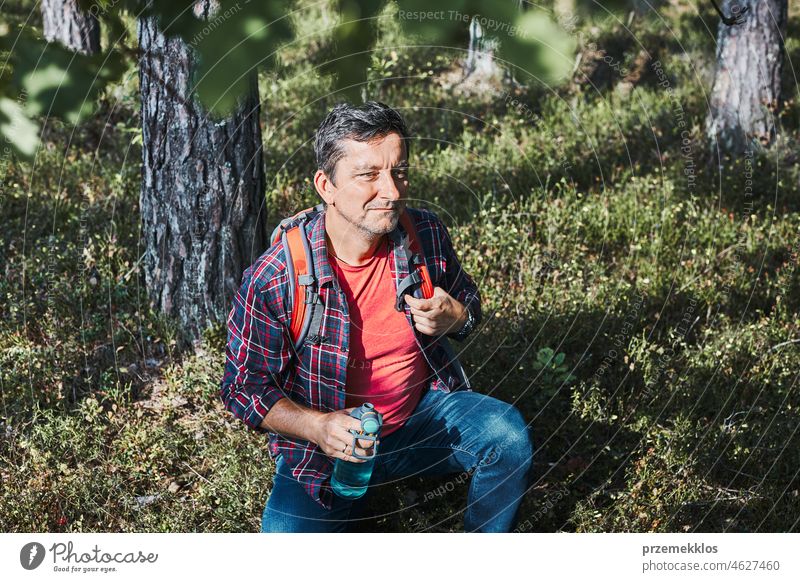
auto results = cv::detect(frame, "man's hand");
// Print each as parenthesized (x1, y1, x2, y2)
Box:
(404, 286, 467, 337)
(310, 408, 379, 463)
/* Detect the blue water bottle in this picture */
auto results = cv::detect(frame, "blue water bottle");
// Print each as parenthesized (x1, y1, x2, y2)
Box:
(331, 403, 383, 499)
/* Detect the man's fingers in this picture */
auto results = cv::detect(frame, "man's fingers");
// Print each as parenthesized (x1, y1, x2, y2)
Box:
(336, 412, 364, 434)
(353, 444, 374, 458)
(320, 409, 380, 463)
(356, 437, 377, 449)
(403, 293, 424, 306)
(414, 322, 437, 336)
(404, 293, 436, 312)
(409, 311, 435, 324)
(341, 443, 370, 462)
(332, 431, 379, 455)
(329, 440, 367, 463)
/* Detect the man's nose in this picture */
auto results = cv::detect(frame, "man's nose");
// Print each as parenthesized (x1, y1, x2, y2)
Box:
(377, 169, 402, 201)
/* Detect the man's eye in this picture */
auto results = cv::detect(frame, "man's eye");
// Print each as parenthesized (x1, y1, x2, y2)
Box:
(393, 170, 408, 179)
(358, 172, 378, 179)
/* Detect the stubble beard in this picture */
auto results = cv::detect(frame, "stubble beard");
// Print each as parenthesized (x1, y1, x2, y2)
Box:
(338, 205, 401, 238)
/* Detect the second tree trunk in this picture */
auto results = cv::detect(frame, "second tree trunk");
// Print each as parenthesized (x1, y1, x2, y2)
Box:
(706, 0, 787, 155)
(40, 0, 101, 54)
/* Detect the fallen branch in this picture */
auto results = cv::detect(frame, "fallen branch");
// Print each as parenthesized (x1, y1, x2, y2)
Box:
(768, 338, 800, 352)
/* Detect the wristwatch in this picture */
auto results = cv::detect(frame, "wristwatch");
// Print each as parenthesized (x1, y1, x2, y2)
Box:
(450, 306, 476, 341)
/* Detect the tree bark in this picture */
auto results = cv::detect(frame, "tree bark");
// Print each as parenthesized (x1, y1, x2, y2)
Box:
(705, 0, 787, 155)
(40, 0, 101, 54)
(464, 17, 499, 79)
(138, 4, 266, 343)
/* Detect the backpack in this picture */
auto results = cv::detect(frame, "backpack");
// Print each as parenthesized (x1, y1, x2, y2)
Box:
(269, 203, 434, 351)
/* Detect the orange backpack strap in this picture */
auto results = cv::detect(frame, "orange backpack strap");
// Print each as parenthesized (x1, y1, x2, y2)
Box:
(284, 226, 311, 344)
(272, 203, 326, 350)
(395, 209, 434, 311)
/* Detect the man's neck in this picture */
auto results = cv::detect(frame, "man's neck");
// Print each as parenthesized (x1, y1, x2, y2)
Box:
(325, 210, 386, 267)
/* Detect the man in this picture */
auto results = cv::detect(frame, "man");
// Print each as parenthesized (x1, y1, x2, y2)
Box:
(220, 101, 533, 532)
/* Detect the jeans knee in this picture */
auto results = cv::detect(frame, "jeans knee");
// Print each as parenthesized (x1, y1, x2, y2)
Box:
(488, 406, 533, 469)
(261, 509, 282, 533)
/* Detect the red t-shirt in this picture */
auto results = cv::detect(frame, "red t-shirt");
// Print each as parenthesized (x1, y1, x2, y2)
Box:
(329, 236, 432, 436)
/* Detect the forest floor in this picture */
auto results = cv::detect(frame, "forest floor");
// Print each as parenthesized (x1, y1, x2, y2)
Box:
(2, 2, 800, 532)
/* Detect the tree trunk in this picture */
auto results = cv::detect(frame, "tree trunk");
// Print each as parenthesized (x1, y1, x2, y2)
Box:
(138, 4, 266, 343)
(705, 0, 787, 155)
(464, 17, 497, 78)
(40, 0, 101, 54)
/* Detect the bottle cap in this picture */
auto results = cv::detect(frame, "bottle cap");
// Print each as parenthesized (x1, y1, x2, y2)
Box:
(362, 418, 379, 434)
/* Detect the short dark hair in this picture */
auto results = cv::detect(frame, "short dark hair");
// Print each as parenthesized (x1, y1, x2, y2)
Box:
(314, 101, 411, 184)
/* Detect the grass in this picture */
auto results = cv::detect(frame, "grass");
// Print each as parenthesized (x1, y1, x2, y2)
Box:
(2, 0, 800, 532)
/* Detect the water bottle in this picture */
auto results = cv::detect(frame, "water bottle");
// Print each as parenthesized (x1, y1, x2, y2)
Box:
(331, 403, 383, 499)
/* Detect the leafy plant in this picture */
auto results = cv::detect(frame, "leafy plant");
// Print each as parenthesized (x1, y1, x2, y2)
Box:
(533, 347, 576, 397)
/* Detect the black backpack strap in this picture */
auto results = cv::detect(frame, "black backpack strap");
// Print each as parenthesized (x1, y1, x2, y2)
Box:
(395, 270, 423, 311)
(438, 335, 472, 391)
(304, 295, 326, 346)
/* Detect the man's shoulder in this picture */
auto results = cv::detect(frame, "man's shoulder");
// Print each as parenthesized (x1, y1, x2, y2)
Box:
(406, 206, 440, 226)
(405, 206, 452, 252)
(238, 211, 326, 311)
(239, 236, 291, 299)
(244, 210, 325, 280)
(406, 206, 446, 236)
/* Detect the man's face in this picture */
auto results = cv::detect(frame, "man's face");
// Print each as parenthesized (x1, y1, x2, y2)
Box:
(326, 132, 409, 238)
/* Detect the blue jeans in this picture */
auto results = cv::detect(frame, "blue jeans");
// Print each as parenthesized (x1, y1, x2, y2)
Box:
(260, 388, 534, 532)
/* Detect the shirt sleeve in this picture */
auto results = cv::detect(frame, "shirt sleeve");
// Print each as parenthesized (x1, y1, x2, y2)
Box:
(219, 268, 292, 431)
(434, 215, 482, 342)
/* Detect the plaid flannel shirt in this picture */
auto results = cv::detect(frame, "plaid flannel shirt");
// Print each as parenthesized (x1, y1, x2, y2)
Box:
(219, 207, 482, 509)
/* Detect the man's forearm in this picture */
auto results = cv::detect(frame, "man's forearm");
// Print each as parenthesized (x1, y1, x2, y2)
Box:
(258, 397, 323, 444)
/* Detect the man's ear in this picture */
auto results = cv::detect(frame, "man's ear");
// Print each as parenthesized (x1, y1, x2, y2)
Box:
(313, 169, 335, 205)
